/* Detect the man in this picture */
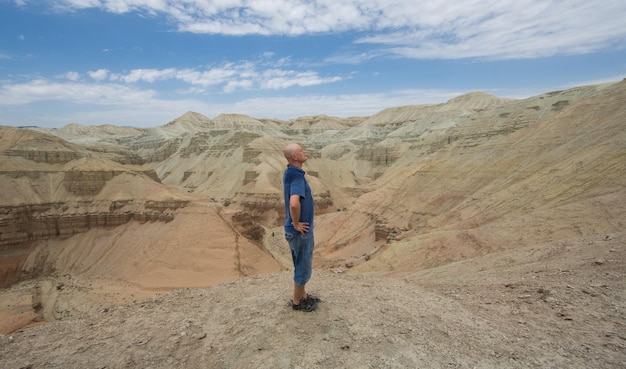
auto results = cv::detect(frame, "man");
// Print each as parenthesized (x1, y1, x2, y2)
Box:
(283, 143, 320, 312)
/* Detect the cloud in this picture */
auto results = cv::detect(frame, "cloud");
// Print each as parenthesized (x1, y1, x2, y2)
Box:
(223, 80, 254, 94)
(0, 79, 156, 105)
(65, 71, 81, 81)
(111, 68, 178, 83)
(357, 1, 626, 60)
(2, 71, 611, 128)
(174, 64, 249, 88)
(0, 57, 346, 124)
(88, 68, 109, 81)
(0, 81, 471, 127)
(259, 70, 343, 90)
(104, 61, 344, 92)
(44, 0, 626, 60)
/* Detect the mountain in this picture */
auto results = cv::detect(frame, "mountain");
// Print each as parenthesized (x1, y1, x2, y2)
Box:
(0, 80, 624, 367)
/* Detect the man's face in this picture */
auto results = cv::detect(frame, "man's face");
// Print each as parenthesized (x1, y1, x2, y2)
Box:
(293, 145, 307, 163)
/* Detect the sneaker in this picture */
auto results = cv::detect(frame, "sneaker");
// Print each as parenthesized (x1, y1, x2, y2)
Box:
(305, 294, 321, 303)
(292, 297, 318, 312)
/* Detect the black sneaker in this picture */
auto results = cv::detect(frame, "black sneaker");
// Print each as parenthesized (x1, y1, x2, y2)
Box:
(292, 297, 318, 312)
(305, 294, 321, 304)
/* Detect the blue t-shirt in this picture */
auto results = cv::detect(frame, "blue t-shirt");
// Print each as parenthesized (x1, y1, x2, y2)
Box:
(283, 165, 314, 234)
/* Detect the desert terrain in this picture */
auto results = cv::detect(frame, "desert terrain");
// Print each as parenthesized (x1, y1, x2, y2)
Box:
(0, 79, 624, 368)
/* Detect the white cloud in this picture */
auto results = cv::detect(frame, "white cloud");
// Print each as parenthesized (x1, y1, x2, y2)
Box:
(0, 56, 346, 126)
(65, 71, 81, 81)
(180, 64, 248, 87)
(88, 68, 109, 81)
(357, 1, 626, 60)
(260, 70, 343, 89)
(223, 79, 254, 94)
(113, 68, 177, 83)
(0, 81, 470, 127)
(103, 61, 343, 92)
(0, 79, 156, 105)
(3, 74, 618, 128)
(51, 0, 101, 10)
(46, 0, 626, 60)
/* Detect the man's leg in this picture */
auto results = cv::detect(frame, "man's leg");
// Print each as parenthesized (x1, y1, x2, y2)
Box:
(293, 283, 306, 305)
(288, 232, 316, 310)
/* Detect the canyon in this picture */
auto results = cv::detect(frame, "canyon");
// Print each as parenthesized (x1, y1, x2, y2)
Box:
(0, 79, 624, 368)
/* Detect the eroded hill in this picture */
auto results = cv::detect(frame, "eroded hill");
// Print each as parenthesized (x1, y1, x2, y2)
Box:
(0, 80, 624, 367)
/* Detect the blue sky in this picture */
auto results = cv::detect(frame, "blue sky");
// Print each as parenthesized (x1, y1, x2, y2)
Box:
(1, 0, 625, 128)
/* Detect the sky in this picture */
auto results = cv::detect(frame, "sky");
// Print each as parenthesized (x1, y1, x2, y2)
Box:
(0, 0, 625, 128)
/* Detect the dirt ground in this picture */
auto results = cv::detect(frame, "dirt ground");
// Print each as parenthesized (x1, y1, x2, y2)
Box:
(1, 232, 623, 369)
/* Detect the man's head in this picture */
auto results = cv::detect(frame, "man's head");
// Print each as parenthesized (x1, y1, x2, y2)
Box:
(284, 143, 307, 167)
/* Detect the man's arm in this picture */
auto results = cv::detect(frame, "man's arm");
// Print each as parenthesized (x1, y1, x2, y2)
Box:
(289, 194, 309, 234)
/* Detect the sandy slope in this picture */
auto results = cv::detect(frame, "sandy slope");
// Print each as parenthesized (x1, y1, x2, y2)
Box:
(1, 232, 623, 368)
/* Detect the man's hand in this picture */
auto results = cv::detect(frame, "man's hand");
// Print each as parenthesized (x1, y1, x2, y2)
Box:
(292, 221, 309, 234)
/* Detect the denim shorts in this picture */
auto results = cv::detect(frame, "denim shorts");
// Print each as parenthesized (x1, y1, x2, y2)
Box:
(285, 231, 314, 286)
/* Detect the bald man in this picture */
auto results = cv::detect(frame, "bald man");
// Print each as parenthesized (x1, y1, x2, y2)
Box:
(283, 143, 320, 312)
